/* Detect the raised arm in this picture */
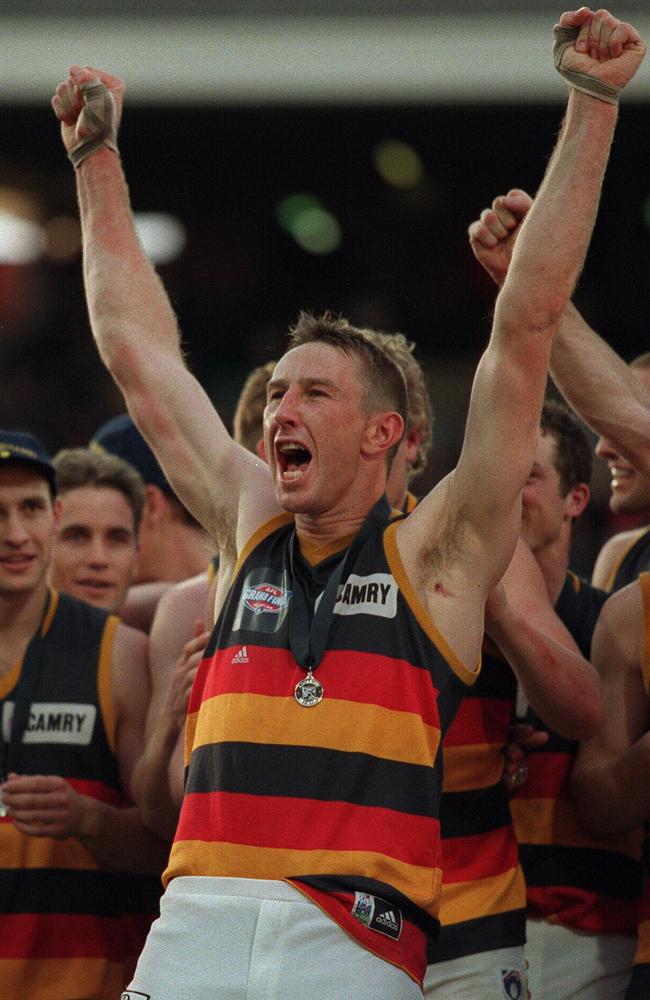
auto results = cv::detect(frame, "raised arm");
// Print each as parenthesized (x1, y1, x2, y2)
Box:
(485, 539, 602, 740)
(404, 10, 645, 611)
(51, 65, 278, 555)
(571, 582, 650, 837)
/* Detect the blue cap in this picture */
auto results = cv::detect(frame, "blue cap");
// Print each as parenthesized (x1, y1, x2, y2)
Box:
(0, 430, 57, 496)
(90, 414, 170, 491)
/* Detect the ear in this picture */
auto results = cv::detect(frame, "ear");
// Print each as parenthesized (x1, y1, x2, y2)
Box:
(403, 428, 421, 469)
(52, 496, 63, 531)
(256, 438, 268, 463)
(142, 484, 170, 527)
(361, 411, 405, 460)
(565, 482, 590, 519)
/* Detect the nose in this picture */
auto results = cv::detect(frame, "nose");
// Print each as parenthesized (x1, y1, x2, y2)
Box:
(4, 512, 30, 547)
(595, 436, 619, 462)
(87, 536, 109, 567)
(273, 388, 300, 428)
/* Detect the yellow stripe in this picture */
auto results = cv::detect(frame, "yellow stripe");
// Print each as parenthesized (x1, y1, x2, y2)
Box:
(442, 744, 504, 792)
(604, 530, 650, 592)
(0, 824, 100, 870)
(383, 521, 480, 686)
(0, 588, 59, 700)
(0, 957, 127, 999)
(233, 512, 293, 578)
(98, 614, 119, 755)
(510, 798, 643, 857)
(184, 708, 199, 766)
(192, 692, 439, 764)
(639, 573, 650, 697)
(635, 920, 650, 963)
(165, 840, 442, 913)
(440, 865, 526, 926)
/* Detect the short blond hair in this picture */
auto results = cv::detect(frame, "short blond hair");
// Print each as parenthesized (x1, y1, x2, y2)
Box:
(233, 361, 276, 453)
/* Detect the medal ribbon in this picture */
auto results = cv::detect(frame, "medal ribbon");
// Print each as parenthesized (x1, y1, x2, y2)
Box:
(287, 494, 392, 672)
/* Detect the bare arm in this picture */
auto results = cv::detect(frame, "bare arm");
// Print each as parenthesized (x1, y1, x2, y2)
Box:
(52, 66, 278, 555)
(571, 582, 650, 836)
(399, 11, 644, 666)
(131, 575, 210, 837)
(486, 539, 602, 739)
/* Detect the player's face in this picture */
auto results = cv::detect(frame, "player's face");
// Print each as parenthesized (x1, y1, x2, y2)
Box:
(51, 484, 138, 611)
(264, 342, 372, 516)
(521, 432, 570, 552)
(0, 466, 54, 598)
(596, 364, 650, 516)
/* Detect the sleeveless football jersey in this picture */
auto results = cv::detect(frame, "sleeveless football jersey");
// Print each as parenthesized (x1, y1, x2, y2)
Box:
(511, 573, 642, 934)
(431, 647, 525, 963)
(165, 511, 479, 985)
(626, 573, 650, 997)
(606, 527, 650, 592)
(0, 589, 153, 999)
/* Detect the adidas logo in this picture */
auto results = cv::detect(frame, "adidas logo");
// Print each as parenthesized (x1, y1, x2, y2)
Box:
(376, 910, 399, 932)
(231, 646, 249, 664)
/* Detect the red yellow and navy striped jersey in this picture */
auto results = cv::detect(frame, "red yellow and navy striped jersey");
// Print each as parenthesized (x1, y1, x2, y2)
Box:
(0, 588, 156, 999)
(165, 512, 478, 986)
(630, 573, 650, 989)
(511, 573, 642, 934)
(431, 648, 525, 963)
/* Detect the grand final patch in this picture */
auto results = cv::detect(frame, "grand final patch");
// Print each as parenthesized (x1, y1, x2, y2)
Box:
(242, 583, 292, 615)
(351, 891, 402, 940)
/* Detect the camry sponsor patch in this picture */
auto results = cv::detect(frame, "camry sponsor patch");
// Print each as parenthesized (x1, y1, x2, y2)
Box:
(334, 573, 397, 619)
(2, 702, 96, 745)
(351, 891, 402, 940)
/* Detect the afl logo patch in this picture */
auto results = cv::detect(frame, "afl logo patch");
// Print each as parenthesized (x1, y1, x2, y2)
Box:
(242, 583, 292, 615)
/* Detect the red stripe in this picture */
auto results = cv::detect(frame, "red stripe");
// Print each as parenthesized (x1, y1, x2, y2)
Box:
(639, 884, 650, 922)
(527, 885, 637, 934)
(511, 751, 571, 800)
(189, 646, 441, 726)
(291, 882, 429, 986)
(67, 778, 125, 807)
(175, 791, 439, 866)
(442, 826, 519, 883)
(0, 912, 127, 959)
(442, 697, 511, 747)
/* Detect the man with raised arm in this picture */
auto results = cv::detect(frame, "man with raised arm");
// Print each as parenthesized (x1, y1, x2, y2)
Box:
(52, 9, 644, 997)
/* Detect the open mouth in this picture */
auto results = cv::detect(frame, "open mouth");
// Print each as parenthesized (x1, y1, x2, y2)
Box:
(276, 441, 312, 481)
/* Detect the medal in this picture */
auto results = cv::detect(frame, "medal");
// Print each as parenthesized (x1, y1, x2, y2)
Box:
(295, 671, 324, 707)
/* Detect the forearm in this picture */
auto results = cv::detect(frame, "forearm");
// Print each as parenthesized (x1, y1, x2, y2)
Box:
(551, 302, 650, 473)
(131, 720, 183, 839)
(76, 148, 182, 389)
(488, 609, 602, 740)
(498, 91, 617, 332)
(572, 733, 650, 837)
(75, 796, 170, 872)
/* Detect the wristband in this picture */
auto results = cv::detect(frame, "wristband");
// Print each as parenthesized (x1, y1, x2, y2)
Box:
(68, 78, 119, 169)
(553, 25, 621, 105)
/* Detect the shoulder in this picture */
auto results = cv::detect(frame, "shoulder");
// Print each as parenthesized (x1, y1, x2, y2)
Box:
(592, 527, 649, 589)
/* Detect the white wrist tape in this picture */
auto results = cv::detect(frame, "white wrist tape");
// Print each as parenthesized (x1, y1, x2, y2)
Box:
(68, 78, 119, 169)
(553, 25, 621, 105)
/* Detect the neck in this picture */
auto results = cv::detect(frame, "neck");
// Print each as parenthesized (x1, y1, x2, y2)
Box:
(293, 488, 386, 548)
(532, 532, 571, 606)
(141, 525, 216, 583)
(0, 581, 49, 674)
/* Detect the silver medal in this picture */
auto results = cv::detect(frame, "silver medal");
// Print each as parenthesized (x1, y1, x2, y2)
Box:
(294, 671, 323, 707)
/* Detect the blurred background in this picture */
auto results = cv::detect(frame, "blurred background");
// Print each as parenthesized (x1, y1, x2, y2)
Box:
(1, 0, 649, 573)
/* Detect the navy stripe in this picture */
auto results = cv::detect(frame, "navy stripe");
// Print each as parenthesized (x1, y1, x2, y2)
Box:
(0, 868, 145, 916)
(440, 785, 512, 839)
(520, 844, 642, 899)
(428, 908, 526, 963)
(626, 964, 650, 999)
(186, 741, 439, 816)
